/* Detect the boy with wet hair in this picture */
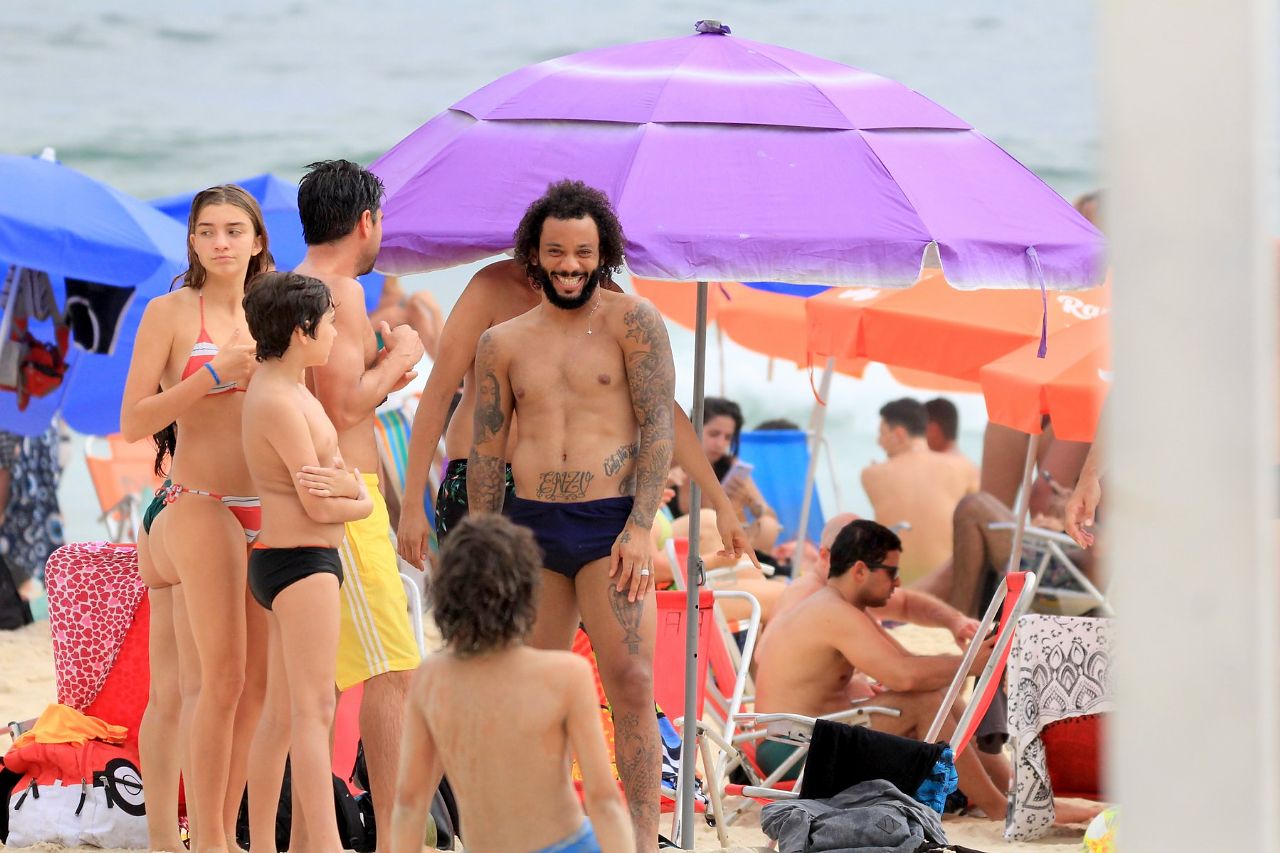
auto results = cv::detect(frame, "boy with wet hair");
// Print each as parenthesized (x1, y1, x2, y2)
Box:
(240, 270, 374, 853)
(391, 514, 632, 853)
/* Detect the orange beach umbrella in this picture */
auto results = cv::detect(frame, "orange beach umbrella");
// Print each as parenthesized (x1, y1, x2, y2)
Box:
(980, 317, 1111, 442)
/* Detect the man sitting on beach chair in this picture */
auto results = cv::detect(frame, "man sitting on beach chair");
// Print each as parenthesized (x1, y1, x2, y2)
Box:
(753, 519, 1012, 818)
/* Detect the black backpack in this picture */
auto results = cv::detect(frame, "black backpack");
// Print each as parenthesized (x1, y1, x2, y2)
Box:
(234, 760, 370, 851)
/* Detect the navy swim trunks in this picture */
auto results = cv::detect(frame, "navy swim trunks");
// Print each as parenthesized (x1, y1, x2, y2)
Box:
(508, 496, 634, 578)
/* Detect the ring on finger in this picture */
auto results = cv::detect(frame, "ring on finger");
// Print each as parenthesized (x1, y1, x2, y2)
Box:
(640, 568, 651, 577)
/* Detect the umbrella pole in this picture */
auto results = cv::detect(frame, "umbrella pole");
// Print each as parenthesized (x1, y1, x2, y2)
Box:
(793, 357, 834, 577)
(677, 281, 708, 848)
(1003, 431, 1040, 578)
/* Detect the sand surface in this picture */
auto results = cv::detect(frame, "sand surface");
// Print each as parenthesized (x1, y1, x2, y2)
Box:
(0, 620, 1097, 851)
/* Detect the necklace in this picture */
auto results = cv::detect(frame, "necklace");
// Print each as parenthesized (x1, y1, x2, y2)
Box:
(585, 296, 602, 336)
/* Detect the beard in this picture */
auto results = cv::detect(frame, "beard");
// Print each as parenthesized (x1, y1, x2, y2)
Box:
(532, 265, 605, 310)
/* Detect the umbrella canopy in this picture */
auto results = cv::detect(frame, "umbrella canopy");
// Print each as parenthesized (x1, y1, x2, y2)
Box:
(632, 277, 867, 378)
(980, 317, 1111, 442)
(151, 173, 386, 312)
(372, 29, 1104, 290)
(806, 268, 1110, 382)
(0, 156, 187, 436)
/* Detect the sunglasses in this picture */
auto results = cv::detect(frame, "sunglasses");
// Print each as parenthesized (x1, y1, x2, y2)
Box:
(865, 562, 899, 581)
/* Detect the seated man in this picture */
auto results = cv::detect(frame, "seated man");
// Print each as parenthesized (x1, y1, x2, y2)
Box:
(753, 520, 1008, 818)
(861, 399, 978, 586)
(773, 513, 979, 646)
(924, 397, 980, 482)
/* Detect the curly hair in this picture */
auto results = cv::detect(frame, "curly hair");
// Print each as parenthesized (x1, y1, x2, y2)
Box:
(828, 520, 903, 579)
(431, 515, 543, 656)
(513, 180, 626, 279)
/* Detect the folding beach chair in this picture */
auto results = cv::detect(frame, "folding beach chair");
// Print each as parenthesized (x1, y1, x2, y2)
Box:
(737, 429, 825, 546)
(989, 521, 1113, 616)
(83, 434, 162, 543)
(729, 572, 1038, 811)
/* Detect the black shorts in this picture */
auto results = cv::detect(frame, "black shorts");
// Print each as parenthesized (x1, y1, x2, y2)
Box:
(434, 458, 515, 543)
(249, 546, 343, 610)
(508, 496, 634, 578)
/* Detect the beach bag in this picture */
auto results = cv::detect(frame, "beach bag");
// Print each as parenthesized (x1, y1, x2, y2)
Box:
(233, 762, 370, 852)
(2, 722, 146, 849)
(45, 543, 149, 739)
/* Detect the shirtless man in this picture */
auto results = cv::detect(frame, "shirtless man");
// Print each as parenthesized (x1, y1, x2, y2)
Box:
(293, 160, 425, 845)
(241, 271, 374, 853)
(752, 520, 1008, 816)
(772, 513, 979, 646)
(924, 398, 980, 474)
(467, 180, 673, 851)
(861, 398, 978, 586)
(395, 261, 753, 565)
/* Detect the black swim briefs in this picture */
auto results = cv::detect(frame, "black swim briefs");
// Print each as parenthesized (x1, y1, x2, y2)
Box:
(249, 546, 344, 610)
(434, 457, 516, 543)
(508, 496, 634, 578)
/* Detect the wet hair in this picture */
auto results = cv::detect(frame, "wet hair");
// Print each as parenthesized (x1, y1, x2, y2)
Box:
(513, 180, 626, 282)
(152, 422, 175, 478)
(756, 418, 801, 431)
(828, 520, 902, 579)
(432, 515, 542, 656)
(242, 271, 334, 361)
(298, 159, 385, 246)
(175, 185, 271, 292)
(702, 397, 745, 480)
(879, 398, 927, 437)
(924, 398, 959, 442)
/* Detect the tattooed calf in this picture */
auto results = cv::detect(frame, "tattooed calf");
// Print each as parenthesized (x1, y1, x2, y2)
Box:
(603, 442, 638, 477)
(536, 469, 594, 500)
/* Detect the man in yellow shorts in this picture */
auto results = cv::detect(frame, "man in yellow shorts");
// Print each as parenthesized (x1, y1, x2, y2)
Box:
(296, 159, 425, 840)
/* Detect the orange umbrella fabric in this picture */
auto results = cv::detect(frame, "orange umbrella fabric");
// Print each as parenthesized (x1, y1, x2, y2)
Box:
(979, 317, 1110, 442)
(806, 269, 1110, 382)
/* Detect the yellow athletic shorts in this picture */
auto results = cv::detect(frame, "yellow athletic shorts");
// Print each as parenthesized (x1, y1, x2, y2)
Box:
(335, 473, 421, 691)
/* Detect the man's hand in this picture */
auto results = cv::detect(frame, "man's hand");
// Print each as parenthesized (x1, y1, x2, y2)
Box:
(847, 673, 886, 701)
(297, 455, 361, 499)
(713, 503, 764, 571)
(969, 631, 999, 675)
(949, 616, 981, 647)
(397, 504, 432, 570)
(379, 320, 426, 366)
(1064, 470, 1102, 548)
(610, 522, 653, 603)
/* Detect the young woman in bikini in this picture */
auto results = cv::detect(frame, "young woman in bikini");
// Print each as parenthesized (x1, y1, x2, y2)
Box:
(122, 185, 270, 853)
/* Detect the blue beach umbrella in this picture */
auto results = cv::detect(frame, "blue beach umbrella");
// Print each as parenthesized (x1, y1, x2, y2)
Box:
(151, 173, 386, 312)
(0, 155, 187, 436)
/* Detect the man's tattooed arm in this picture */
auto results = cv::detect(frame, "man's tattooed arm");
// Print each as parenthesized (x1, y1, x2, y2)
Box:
(620, 300, 676, 529)
(467, 328, 514, 514)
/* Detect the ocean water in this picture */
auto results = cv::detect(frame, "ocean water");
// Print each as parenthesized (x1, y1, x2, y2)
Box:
(2, 0, 1096, 540)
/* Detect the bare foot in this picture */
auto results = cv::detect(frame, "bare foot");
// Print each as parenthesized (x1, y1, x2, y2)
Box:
(1054, 798, 1106, 825)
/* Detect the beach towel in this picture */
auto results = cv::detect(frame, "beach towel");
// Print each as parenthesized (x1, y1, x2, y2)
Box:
(1, 706, 146, 849)
(1006, 615, 1114, 841)
(45, 543, 149, 739)
(761, 778, 948, 853)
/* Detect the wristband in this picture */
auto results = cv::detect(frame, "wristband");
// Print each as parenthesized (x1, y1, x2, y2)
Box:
(203, 362, 222, 386)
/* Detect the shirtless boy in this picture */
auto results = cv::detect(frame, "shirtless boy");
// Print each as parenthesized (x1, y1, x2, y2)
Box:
(395, 259, 753, 567)
(240, 271, 374, 852)
(467, 180, 673, 851)
(294, 159, 426, 839)
(391, 515, 632, 853)
(861, 398, 978, 585)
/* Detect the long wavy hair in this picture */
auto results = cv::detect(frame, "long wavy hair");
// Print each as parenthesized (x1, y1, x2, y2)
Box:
(154, 186, 271, 475)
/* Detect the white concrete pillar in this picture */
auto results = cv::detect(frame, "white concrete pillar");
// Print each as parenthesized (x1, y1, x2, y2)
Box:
(1100, 1, 1277, 849)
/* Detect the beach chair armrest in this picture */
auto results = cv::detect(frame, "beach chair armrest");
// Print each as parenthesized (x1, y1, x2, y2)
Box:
(740, 785, 799, 800)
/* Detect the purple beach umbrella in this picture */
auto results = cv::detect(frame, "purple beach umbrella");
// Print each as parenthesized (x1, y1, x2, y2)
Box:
(372, 22, 1104, 291)
(370, 23, 1104, 845)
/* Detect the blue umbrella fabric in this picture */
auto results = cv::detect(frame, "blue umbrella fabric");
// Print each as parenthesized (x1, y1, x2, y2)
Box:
(151, 174, 386, 313)
(0, 156, 187, 436)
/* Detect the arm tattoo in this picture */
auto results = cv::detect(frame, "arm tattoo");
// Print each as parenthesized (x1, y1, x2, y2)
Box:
(603, 442, 638, 477)
(474, 370, 505, 443)
(467, 450, 507, 513)
(535, 469, 594, 500)
(609, 587, 645, 654)
(622, 303, 676, 529)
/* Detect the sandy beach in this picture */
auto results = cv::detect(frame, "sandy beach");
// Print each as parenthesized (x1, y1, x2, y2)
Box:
(0, 618, 1096, 852)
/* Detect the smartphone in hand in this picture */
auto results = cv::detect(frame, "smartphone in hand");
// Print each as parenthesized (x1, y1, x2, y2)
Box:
(720, 459, 754, 489)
